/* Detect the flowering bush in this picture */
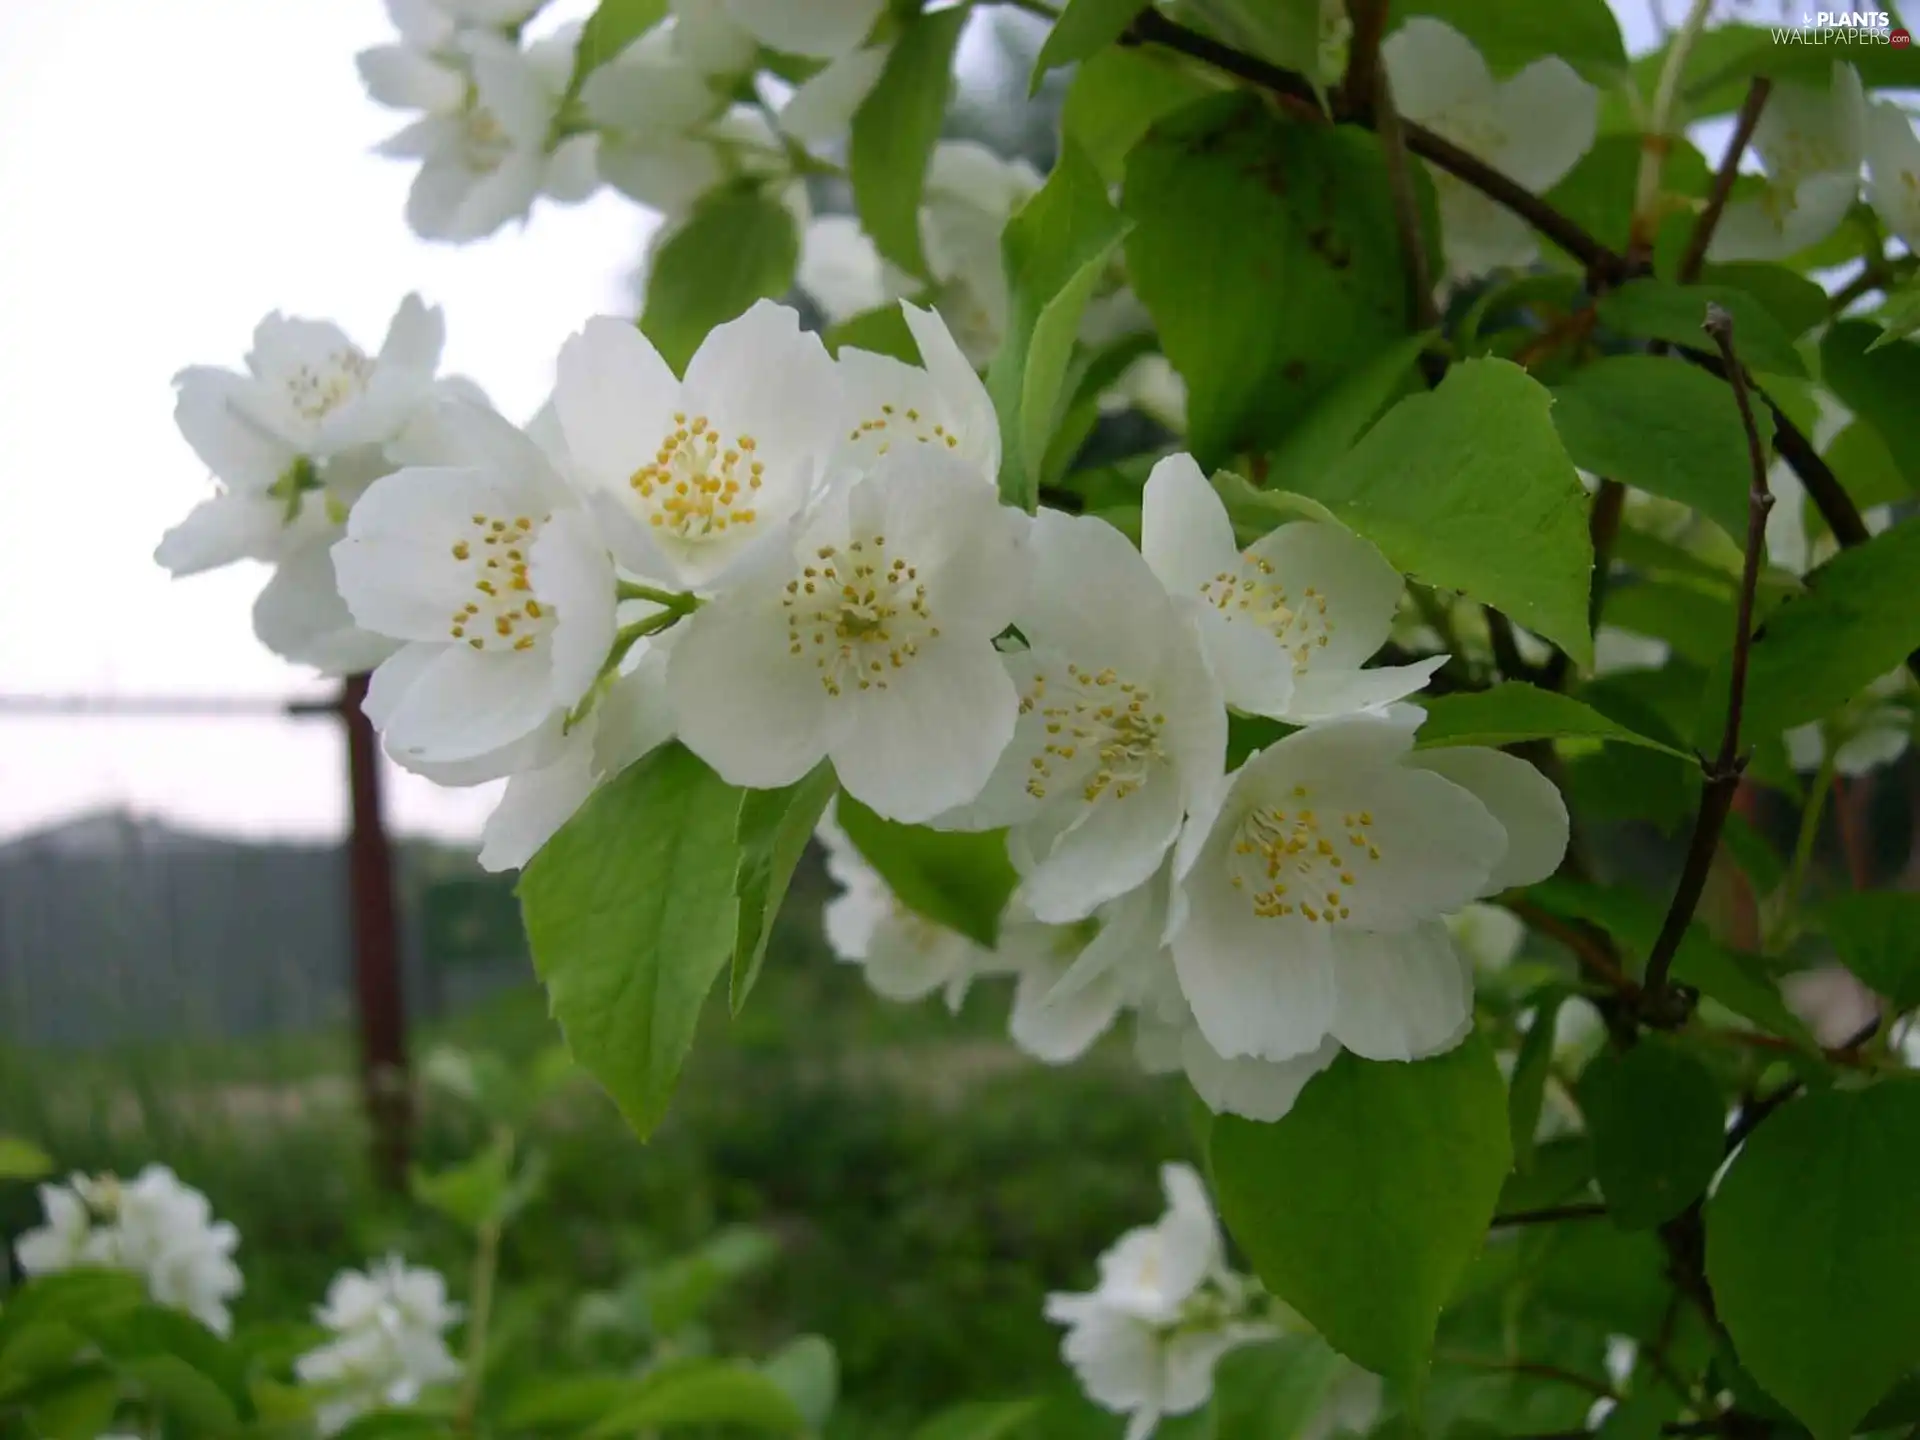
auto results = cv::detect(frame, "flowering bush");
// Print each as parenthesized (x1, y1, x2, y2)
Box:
(17, 0, 1920, 1435)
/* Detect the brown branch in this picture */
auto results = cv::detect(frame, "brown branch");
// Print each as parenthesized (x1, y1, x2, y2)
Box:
(1677, 78, 1772, 284)
(1726, 1013, 1883, 1151)
(1370, 69, 1441, 348)
(1341, 0, 1391, 118)
(1123, 9, 1624, 279)
(1641, 306, 1774, 1011)
(1437, 1351, 1616, 1400)
(1490, 1201, 1610, 1228)
(1501, 899, 1644, 1005)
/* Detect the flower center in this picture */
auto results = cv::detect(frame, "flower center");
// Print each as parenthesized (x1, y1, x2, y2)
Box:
(1019, 663, 1166, 804)
(1198, 557, 1335, 674)
(1229, 785, 1382, 923)
(781, 536, 938, 697)
(286, 349, 373, 423)
(630, 412, 764, 541)
(445, 511, 557, 653)
(460, 98, 511, 172)
(844, 401, 963, 458)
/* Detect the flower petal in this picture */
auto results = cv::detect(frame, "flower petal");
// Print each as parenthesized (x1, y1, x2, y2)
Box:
(357, 44, 466, 111)
(1013, 764, 1185, 924)
(554, 316, 682, 495)
(253, 542, 397, 675)
(1329, 921, 1475, 1061)
(1491, 57, 1598, 192)
(1248, 520, 1404, 671)
(383, 645, 561, 763)
(1141, 453, 1238, 600)
(1285, 655, 1447, 722)
(1182, 1030, 1340, 1122)
(155, 494, 286, 576)
(479, 741, 597, 871)
(723, 0, 884, 57)
(173, 368, 297, 492)
(1406, 745, 1568, 893)
(528, 508, 617, 710)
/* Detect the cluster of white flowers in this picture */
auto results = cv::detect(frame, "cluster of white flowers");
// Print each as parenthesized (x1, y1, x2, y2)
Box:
(295, 1257, 465, 1436)
(15, 1166, 243, 1336)
(1045, 1163, 1278, 1440)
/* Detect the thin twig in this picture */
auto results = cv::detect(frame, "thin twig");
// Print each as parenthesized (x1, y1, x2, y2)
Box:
(1370, 66, 1442, 357)
(1726, 1013, 1883, 1151)
(1341, 0, 1391, 119)
(1631, 0, 1715, 259)
(1437, 1351, 1616, 1400)
(1501, 898, 1643, 1004)
(1490, 1201, 1610, 1228)
(1678, 78, 1772, 283)
(1641, 306, 1774, 1010)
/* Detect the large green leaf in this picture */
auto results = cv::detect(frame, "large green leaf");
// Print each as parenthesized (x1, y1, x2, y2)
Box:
(1209, 1036, 1511, 1389)
(1415, 684, 1686, 757)
(1061, 47, 1218, 185)
(988, 142, 1131, 510)
(1707, 1081, 1920, 1439)
(640, 189, 799, 376)
(909, 1398, 1044, 1440)
(0, 1136, 52, 1180)
(1595, 279, 1808, 378)
(0, 1271, 147, 1371)
(1551, 356, 1754, 544)
(1721, 518, 1920, 741)
(1123, 93, 1421, 466)
(1577, 1040, 1724, 1230)
(833, 795, 1018, 949)
(1029, 0, 1140, 92)
(1820, 321, 1920, 491)
(1543, 135, 1710, 261)
(732, 765, 837, 1013)
(16, 1366, 121, 1440)
(1818, 893, 1920, 1013)
(1387, 0, 1626, 80)
(1508, 991, 1568, 1172)
(1265, 331, 1434, 488)
(584, 1358, 807, 1435)
(520, 743, 744, 1137)
(849, 7, 966, 277)
(1299, 359, 1595, 665)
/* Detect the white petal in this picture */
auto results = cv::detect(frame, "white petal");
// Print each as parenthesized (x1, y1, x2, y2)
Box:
(528, 508, 617, 710)
(779, 44, 890, 146)
(1438, 183, 1539, 277)
(723, 0, 884, 57)
(363, 641, 441, 730)
(1867, 100, 1920, 247)
(1407, 745, 1566, 894)
(465, 33, 551, 143)
(1329, 922, 1475, 1061)
(478, 741, 597, 871)
(591, 643, 679, 778)
(173, 367, 297, 492)
(1009, 947, 1131, 1063)
(683, 300, 842, 487)
(1020, 508, 1172, 673)
(253, 543, 398, 675)
(1250, 520, 1404, 671)
(831, 634, 1018, 823)
(1382, 18, 1492, 130)
(1013, 765, 1185, 925)
(882, 451, 1030, 637)
(798, 215, 888, 322)
(543, 134, 601, 203)
(377, 293, 445, 382)
(1182, 1030, 1339, 1122)
(554, 316, 683, 491)
(900, 300, 1000, 482)
(155, 494, 286, 576)
(1285, 656, 1448, 722)
(668, 587, 840, 789)
(1141, 453, 1238, 597)
(596, 135, 725, 216)
(383, 646, 560, 763)
(405, 155, 480, 240)
(357, 44, 465, 112)
(1491, 57, 1598, 192)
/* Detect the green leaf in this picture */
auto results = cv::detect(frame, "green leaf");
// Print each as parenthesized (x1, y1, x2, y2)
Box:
(1577, 1040, 1724, 1230)
(1724, 518, 1920, 741)
(1061, 47, 1218, 185)
(562, 0, 667, 106)
(1388, 0, 1627, 80)
(1674, 24, 1920, 119)
(732, 765, 837, 1012)
(1707, 1081, 1920, 1439)
(81, 1305, 253, 1422)
(910, 1399, 1044, 1440)
(645, 1228, 779, 1338)
(849, 6, 966, 277)
(1605, 581, 1735, 669)
(117, 1354, 238, 1433)
(1824, 420, 1912, 513)
(1209, 1036, 1511, 1389)
(520, 743, 744, 1138)
(1596, 279, 1808, 378)
(1029, 0, 1139, 93)
(1820, 321, 1920, 491)
(1123, 93, 1422, 466)
(410, 1131, 519, 1232)
(1867, 274, 1920, 352)
(330, 1411, 457, 1440)
(1415, 684, 1686, 757)
(988, 142, 1131, 510)
(824, 304, 922, 364)
(640, 189, 799, 375)
(1265, 331, 1435, 487)
(16, 1367, 121, 1440)
(0, 1136, 52, 1180)
(761, 1335, 837, 1432)
(1550, 356, 1755, 544)
(1544, 134, 1709, 261)
(833, 794, 1018, 949)
(1210, 1336, 1353, 1436)
(1298, 359, 1594, 665)
(1696, 261, 1830, 340)
(0, 1272, 147, 1371)
(500, 1375, 657, 1430)
(1818, 892, 1920, 1012)
(584, 1359, 807, 1436)
(1508, 991, 1567, 1171)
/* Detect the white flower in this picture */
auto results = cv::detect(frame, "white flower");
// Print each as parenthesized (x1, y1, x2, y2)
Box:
(1382, 19, 1597, 279)
(373, 28, 597, 242)
(774, 42, 893, 149)
(723, 0, 885, 59)
(1046, 1164, 1274, 1440)
(1134, 969, 1343, 1124)
(1865, 99, 1920, 250)
(581, 26, 746, 217)
(832, 301, 1000, 487)
(19, 1168, 243, 1337)
(1141, 454, 1444, 722)
(554, 301, 841, 590)
(1004, 878, 1170, 1064)
(475, 635, 678, 871)
(797, 215, 899, 323)
(296, 1257, 463, 1437)
(815, 802, 1013, 1007)
(1784, 669, 1914, 778)
(1169, 707, 1568, 1065)
(1447, 901, 1526, 972)
(669, 447, 1029, 821)
(922, 142, 1046, 364)
(938, 510, 1225, 924)
(331, 404, 618, 769)
(1711, 63, 1866, 262)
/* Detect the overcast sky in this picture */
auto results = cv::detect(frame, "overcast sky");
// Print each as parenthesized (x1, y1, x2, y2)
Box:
(0, 0, 1720, 845)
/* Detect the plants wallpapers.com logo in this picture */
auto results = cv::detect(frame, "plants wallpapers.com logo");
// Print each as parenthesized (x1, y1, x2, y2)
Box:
(1775, 11, 1912, 43)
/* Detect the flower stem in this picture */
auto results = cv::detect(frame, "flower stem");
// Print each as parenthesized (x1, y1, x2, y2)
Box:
(456, 1140, 507, 1432)
(617, 581, 701, 613)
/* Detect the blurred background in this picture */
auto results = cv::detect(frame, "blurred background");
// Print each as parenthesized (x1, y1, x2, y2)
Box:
(0, 0, 1893, 1434)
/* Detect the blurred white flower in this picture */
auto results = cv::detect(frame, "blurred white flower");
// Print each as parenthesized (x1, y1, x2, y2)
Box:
(1382, 18, 1597, 278)
(1784, 669, 1915, 778)
(17, 1167, 243, 1337)
(831, 302, 1001, 487)
(1866, 99, 1920, 249)
(296, 1257, 464, 1436)
(1711, 63, 1866, 263)
(1046, 1163, 1275, 1440)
